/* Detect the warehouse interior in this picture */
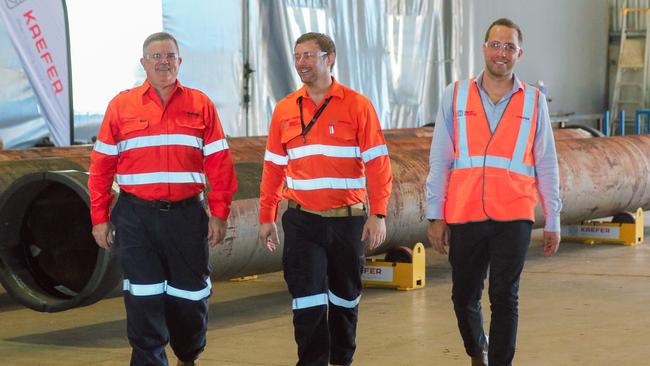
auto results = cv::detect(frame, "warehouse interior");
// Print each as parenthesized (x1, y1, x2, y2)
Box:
(2, 0, 650, 365)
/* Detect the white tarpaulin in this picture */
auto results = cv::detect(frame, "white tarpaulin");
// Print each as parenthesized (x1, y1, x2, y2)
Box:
(0, 0, 72, 146)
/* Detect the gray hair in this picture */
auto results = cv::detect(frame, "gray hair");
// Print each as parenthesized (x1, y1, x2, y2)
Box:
(142, 32, 180, 55)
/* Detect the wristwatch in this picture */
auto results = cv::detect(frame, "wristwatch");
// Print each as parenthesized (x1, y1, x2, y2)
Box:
(375, 214, 386, 219)
(428, 219, 437, 223)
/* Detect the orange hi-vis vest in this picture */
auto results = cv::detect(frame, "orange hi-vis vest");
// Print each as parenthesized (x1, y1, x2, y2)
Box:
(444, 78, 539, 224)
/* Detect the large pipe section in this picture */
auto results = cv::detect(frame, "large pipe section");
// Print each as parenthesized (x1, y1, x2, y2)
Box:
(0, 130, 647, 312)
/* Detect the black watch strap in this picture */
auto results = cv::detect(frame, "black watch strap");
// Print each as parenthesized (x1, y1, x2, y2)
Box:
(428, 219, 437, 223)
(375, 214, 386, 219)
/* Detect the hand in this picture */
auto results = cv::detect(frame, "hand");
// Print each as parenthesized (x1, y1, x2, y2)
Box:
(543, 231, 561, 257)
(92, 222, 114, 250)
(361, 215, 386, 250)
(427, 220, 449, 255)
(207, 216, 227, 247)
(258, 222, 280, 252)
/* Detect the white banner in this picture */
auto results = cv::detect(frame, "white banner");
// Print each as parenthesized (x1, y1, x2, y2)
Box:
(0, 0, 72, 146)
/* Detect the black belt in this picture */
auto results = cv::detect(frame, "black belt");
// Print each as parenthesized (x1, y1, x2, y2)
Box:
(287, 200, 366, 217)
(119, 190, 202, 211)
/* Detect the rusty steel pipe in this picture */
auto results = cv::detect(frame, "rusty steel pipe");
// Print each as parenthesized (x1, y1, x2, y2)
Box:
(536, 135, 650, 226)
(0, 131, 648, 311)
(554, 124, 604, 140)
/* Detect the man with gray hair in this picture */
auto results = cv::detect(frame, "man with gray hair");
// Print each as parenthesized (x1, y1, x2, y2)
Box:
(89, 32, 237, 366)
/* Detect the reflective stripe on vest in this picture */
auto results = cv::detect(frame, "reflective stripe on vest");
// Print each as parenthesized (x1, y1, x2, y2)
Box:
(453, 81, 537, 177)
(285, 176, 366, 190)
(455, 80, 471, 161)
(116, 172, 206, 185)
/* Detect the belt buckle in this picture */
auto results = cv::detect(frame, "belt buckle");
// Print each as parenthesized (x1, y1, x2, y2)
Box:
(158, 200, 172, 211)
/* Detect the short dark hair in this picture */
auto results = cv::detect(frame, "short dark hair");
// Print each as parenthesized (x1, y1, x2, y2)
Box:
(295, 32, 336, 69)
(484, 18, 523, 44)
(142, 32, 179, 55)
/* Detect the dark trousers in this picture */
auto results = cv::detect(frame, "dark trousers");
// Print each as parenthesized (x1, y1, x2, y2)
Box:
(110, 196, 211, 366)
(281, 208, 366, 366)
(448, 220, 532, 366)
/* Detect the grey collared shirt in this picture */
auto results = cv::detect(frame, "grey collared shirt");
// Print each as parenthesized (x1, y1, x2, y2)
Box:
(425, 71, 562, 232)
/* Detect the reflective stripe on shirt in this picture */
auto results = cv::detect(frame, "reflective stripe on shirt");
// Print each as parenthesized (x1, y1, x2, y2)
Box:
(285, 176, 366, 190)
(94, 140, 118, 156)
(116, 172, 206, 185)
(287, 144, 360, 160)
(203, 139, 229, 156)
(264, 150, 289, 165)
(361, 144, 388, 163)
(118, 134, 203, 152)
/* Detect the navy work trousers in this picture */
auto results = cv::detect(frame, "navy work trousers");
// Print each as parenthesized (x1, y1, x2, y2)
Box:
(110, 195, 211, 366)
(448, 220, 532, 366)
(281, 208, 366, 366)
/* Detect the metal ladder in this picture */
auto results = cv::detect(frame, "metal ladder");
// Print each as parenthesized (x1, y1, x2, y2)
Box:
(611, 7, 650, 134)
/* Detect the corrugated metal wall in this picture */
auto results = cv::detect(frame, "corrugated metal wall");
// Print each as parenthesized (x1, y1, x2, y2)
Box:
(611, 0, 650, 32)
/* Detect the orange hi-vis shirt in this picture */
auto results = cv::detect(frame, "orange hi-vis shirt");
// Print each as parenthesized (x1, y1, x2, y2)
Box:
(444, 78, 539, 224)
(89, 80, 237, 225)
(259, 78, 393, 223)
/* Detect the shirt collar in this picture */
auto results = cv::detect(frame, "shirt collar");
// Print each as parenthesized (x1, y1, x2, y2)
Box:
(475, 71, 524, 96)
(294, 77, 344, 104)
(138, 79, 184, 95)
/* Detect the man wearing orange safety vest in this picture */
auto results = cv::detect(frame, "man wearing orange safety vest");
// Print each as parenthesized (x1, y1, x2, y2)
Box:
(89, 32, 237, 366)
(258, 32, 392, 366)
(426, 18, 562, 366)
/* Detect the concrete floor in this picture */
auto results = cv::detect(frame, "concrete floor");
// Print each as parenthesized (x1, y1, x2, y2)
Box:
(2, 230, 650, 365)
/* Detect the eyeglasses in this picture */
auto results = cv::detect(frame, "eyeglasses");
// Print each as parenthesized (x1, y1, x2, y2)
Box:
(484, 41, 520, 54)
(293, 51, 328, 62)
(144, 53, 179, 61)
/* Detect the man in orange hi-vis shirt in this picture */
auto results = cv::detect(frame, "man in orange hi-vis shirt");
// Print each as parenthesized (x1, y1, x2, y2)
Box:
(258, 32, 392, 366)
(89, 32, 237, 366)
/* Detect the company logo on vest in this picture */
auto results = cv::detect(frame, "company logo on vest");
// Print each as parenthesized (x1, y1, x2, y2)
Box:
(456, 110, 477, 117)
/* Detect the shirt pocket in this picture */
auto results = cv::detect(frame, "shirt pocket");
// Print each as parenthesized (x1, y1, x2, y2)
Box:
(330, 120, 357, 142)
(280, 118, 303, 144)
(119, 118, 149, 137)
(175, 116, 206, 131)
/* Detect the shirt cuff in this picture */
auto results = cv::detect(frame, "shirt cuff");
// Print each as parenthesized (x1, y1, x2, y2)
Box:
(259, 205, 278, 223)
(208, 201, 229, 221)
(544, 214, 561, 232)
(425, 204, 444, 221)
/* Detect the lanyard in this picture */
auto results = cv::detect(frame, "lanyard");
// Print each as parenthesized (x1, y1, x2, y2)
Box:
(298, 96, 332, 143)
